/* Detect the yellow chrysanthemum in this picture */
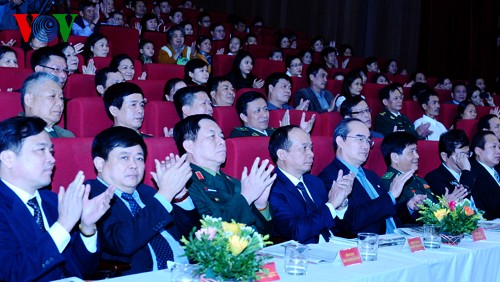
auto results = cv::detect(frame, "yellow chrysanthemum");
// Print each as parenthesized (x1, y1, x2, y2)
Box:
(222, 222, 244, 235)
(434, 209, 450, 221)
(228, 235, 249, 256)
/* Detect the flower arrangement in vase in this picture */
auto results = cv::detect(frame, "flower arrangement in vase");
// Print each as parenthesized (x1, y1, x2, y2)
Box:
(181, 215, 272, 281)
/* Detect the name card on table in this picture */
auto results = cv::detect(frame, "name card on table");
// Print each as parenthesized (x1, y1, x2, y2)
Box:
(339, 247, 362, 266)
(472, 228, 487, 242)
(407, 237, 425, 252)
(256, 262, 280, 282)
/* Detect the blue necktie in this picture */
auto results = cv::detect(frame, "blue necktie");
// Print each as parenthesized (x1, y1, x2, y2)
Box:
(121, 193, 173, 269)
(27, 198, 46, 232)
(494, 170, 500, 185)
(296, 182, 330, 242)
(356, 169, 397, 234)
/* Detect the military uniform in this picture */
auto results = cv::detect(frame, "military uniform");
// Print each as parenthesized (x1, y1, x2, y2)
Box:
(229, 126, 276, 138)
(187, 164, 272, 235)
(380, 167, 436, 204)
(47, 125, 75, 138)
(374, 110, 419, 138)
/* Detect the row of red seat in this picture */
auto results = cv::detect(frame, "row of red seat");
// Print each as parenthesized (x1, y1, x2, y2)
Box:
(49, 135, 440, 194)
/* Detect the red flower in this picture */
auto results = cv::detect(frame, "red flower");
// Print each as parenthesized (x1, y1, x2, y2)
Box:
(448, 201, 456, 211)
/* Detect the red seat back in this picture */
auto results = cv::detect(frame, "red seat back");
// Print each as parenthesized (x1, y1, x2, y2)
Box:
(0, 67, 32, 91)
(213, 106, 241, 138)
(65, 74, 97, 99)
(253, 59, 285, 80)
(0, 92, 22, 121)
(132, 79, 166, 101)
(51, 137, 95, 193)
(246, 44, 275, 59)
(66, 97, 112, 137)
(99, 26, 140, 58)
(362, 83, 385, 100)
(363, 138, 386, 177)
(143, 137, 179, 188)
(325, 79, 342, 96)
(141, 101, 179, 137)
(222, 136, 272, 179)
(436, 104, 457, 129)
(311, 111, 343, 137)
(144, 63, 184, 80)
(141, 31, 168, 61)
(401, 100, 424, 123)
(212, 54, 235, 77)
(310, 136, 335, 176)
(268, 109, 316, 130)
(456, 119, 478, 140)
(11, 46, 25, 68)
(417, 140, 440, 177)
(0, 30, 22, 48)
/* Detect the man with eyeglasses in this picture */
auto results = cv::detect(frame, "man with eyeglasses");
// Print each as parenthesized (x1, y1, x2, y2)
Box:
(375, 83, 431, 138)
(265, 72, 309, 111)
(103, 82, 152, 138)
(319, 118, 423, 237)
(21, 72, 75, 138)
(425, 130, 474, 199)
(31, 47, 69, 88)
(340, 95, 383, 138)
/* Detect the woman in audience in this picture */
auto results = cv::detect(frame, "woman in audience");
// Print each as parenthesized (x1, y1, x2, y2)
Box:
(268, 49, 283, 61)
(471, 76, 487, 92)
(245, 34, 258, 45)
(310, 35, 324, 52)
(372, 73, 390, 85)
(226, 51, 263, 89)
(277, 34, 290, 49)
(164, 78, 187, 101)
(364, 56, 380, 73)
(180, 20, 194, 35)
(169, 9, 183, 25)
(141, 13, 159, 32)
(56, 43, 96, 75)
(435, 77, 452, 90)
(454, 101, 477, 127)
(469, 85, 495, 107)
(227, 36, 242, 56)
(300, 49, 312, 65)
(84, 33, 109, 60)
(342, 44, 353, 57)
(158, 25, 195, 65)
(352, 67, 368, 84)
(139, 40, 155, 64)
(334, 72, 364, 111)
(195, 36, 213, 70)
(0, 46, 18, 68)
(110, 54, 146, 80)
(385, 59, 398, 75)
(285, 55, 302, 77)
(184, 58, 209, 85)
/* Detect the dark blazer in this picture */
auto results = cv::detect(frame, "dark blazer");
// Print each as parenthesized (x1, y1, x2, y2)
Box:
(87, 179, 200, 275)
(0, 180, 99, 281)
(318, 158, 413, 238)
(469, 160, 500, 219)
(294, 87, 334, 113)
(269, 169, 335, 244)
(425, 163, 476, 197)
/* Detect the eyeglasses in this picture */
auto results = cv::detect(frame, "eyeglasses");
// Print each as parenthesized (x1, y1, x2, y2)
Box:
(346, 135, 374, 147)
(39, 65, 71, 75)
(351, 108, 372, 115)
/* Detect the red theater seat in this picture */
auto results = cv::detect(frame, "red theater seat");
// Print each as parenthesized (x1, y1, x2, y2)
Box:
(310, 136, 335, 176)
(212, 54, 235, 77)
(213, 106, 241, 138)
(437, 104, 457, 129)
(247, 44, 275, 59)
(11, 46, 25, 68)
(363, 138, 385, 177)
(401, 100, 424, 123)
(417, 140, 440, 177)
(142, 31, 168, 60)
(0, 30, 22, 48)
(235, 88, 265, 102)
(362, 83, 385, 99)
(325, 79, 342, 96)
(311, 111, 343, 137)
(456, 119, 478, 140)
(143, 137, 179, 188)
(65, 74, 97, 99)
(66, 97, 112, 137)
(0, 67, 32, 91)
(132, 79, 166, 101)
(0, 92, 22, 121)
(268, 109, 316, 130)
(51, 137, 95, 193)
(253, 59, 285, 80)
(141, 101, 179, 137)
(144, 63, 184, 80)
(222, 136, 272, 179)
(99, 26, 139, 58)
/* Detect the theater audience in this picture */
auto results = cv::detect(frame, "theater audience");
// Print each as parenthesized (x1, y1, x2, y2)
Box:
(84, 33, 110, 60)
(110, 54, 146, 80)
(158, 26, 195, 65)
(209, 77, 235, 106)
(226, 51, 264, 90)
(334, 71, 364, 111)
(56, 43, 96, 75)
(31, 47, 69, 88)
(266, 72, 308, 110)
(139, 40, 155, 64)
(340, 96, 383, 138)
(95, 66, 125, 96)
(414, 89, 447, 141)
(173, 85, 213, 119)
(285, 55, 303, 77)
(227, 37, 242, 56)
(164, 78, 187, 101)
(294, 64, 334, 113)
(0, 46, 18, 68)
(210, 22, 226, 41)
(72, 1, 100, 36)
(184, 58, 209, 86)
(477, 114, 500, 139)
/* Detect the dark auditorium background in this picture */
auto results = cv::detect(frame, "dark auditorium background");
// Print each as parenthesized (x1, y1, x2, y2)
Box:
(203, 0, 499, 86)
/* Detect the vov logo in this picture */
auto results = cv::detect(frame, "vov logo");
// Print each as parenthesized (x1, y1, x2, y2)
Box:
(14, 14, 77, 43)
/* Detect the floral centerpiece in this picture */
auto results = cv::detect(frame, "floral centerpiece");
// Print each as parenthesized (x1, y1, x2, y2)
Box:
(181, 215, 272, 281)
(417, 195, 483, 244)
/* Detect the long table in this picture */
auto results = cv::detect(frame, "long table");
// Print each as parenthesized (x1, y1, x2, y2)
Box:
(102, 230, 500, 282)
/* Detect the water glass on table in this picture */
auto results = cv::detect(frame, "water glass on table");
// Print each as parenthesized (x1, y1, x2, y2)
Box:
(357, 233, 379, 261)
(423, 224, 441, 249)
(284, 244, 309, 275)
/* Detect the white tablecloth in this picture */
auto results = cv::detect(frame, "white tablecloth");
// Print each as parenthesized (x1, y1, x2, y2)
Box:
(102, 231, 500, 282)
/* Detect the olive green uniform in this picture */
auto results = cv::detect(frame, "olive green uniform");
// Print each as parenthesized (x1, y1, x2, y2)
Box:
(374, 110, 419, 138)
(229, 126, 276, 138)
(381, 167, 436, 204)
(187, 164, 272, 235)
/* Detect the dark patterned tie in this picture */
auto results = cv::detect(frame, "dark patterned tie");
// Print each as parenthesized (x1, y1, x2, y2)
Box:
(121, 193, 173, 269)
(296, 182, 330, 242)
(27, 198, 46, 232)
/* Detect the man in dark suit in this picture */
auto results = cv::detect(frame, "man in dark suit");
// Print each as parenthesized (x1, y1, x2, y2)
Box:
(318, 118, 425, 238)
(425, 129, 474, 198)
(268, 125, 353, 244)
(88, 126, 199, 275)
(293, 64, 335, 113)
(470, 130, 500, 219)
(0, 116, 114, 281)
(173, 114, 276, 235)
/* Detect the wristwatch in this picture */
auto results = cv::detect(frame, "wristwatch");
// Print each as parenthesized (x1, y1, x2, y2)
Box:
(337, 198, 348, 210)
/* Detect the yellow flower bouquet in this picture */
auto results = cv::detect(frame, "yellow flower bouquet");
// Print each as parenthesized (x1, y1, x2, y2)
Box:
(417, 195, 483, 236)
(181, 215, 272, 281)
